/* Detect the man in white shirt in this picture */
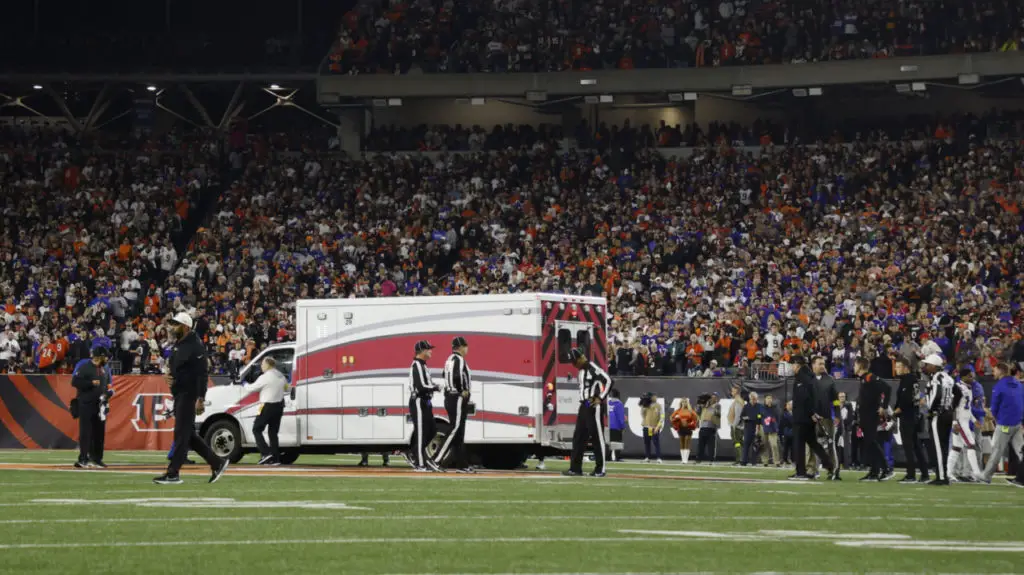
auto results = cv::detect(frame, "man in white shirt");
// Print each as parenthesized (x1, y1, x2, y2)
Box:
(245, 357, 289, 465)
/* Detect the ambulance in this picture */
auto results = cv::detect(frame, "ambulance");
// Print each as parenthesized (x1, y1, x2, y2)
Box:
(195, 293, 614, 469)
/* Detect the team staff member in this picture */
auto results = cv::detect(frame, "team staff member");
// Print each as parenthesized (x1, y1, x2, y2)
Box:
(154, 312, 229, 485)
(246, 356, 288, 466)
(978, 362, 1023, 484)
(789, 357, 835, 481)
(409, 340, 442, 472)
(564, 348, 613, 477)
(854, 357, 893, 481)
(922, 354, 955, 485)
(71, 347, 110, 469)
(893, 357, 929, 483)
(811, 356, 842, 480)
(434, 336, 473, 473)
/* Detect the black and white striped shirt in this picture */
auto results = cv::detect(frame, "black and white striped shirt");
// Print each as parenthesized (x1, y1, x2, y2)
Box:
(927, 371, 955, 414)
(443, 352, 471, 394)
(409, 358, 438, 400)
(578, 362, 612, 403)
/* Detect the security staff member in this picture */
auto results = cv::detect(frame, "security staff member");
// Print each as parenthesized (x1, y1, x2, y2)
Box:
(71, 347, 110, 469)
(789, 357, 835, 480)
(434, 336, 473, 473)
(893, 357, 929, 483)
(854, 357, 893, 481)
(247, 356, 288, 465)
(154, 312, 229, 485)
(409, 340, 441, 472)
(922, 353, 955, 485)
(811, 356, 842, 480)
(564, 348, 613, 477)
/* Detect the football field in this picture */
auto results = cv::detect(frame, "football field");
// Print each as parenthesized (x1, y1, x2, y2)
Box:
(0, 450, 1021, 574)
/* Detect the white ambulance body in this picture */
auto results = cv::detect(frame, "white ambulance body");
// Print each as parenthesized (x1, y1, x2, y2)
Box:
(196, 293, 612, 468)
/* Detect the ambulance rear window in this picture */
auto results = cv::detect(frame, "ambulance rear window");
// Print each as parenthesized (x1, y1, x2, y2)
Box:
(577, 331, 591, 359)
(557, 328, 572, 363)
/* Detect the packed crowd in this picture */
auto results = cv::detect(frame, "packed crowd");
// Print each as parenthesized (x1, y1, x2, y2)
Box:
(0, 127, 219, 375)
(326, 0, 1023, 74)
(4, 113, 1024, 380)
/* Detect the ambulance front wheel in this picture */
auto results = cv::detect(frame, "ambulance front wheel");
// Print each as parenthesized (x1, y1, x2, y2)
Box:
(204, 419, 244, 464)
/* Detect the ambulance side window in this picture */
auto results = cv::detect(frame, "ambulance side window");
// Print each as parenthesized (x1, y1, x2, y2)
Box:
(576, 330, 591, 359)
(557, 328, 572, 363)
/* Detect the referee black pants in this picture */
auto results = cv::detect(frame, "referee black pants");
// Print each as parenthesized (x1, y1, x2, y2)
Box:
(167, 394, 219, 476)
(435, 394, 469, 468)
(253, 401, 285, 461)
(409, 397, 436, 468)
(929, 412, 953, 481)
(569, 401, 606, 475)
(793, 421, 831, 476)
(899, 415, 929, 479)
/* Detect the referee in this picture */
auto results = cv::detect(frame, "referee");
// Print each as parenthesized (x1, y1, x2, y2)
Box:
(434, 336, 473, 473)
(409, 340, 441, 472)
(564, 349, 613, 478)
(154, 313, 229, 485)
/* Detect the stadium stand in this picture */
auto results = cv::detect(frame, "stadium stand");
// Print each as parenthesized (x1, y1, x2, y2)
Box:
(325, 0, 1023, 74)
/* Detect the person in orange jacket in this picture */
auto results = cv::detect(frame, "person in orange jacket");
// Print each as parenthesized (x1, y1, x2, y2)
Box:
(671, 398, 699, 463)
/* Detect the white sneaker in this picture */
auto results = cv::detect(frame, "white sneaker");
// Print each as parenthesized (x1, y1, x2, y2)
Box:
(642, 458, 650, 463)
(536, 462, 546, 471)
(657, 459, 663, 464)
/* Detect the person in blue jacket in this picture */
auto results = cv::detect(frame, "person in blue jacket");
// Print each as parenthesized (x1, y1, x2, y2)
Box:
(779, 401, 794, 465)
(978, 362, 1024, 483)
(607, 389, 626, 461)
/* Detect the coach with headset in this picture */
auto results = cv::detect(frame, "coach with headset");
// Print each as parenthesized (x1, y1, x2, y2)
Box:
(434, 336, 473, 473)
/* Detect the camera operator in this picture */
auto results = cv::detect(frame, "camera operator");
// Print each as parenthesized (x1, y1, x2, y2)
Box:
(695, 392, 721, 463)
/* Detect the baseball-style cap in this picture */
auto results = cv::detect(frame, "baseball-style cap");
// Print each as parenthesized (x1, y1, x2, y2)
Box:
(452, 336, 468, 349)
(922, 354, 944, 367)
(169, 312, 194, 330)
(414, 340, 435, 353)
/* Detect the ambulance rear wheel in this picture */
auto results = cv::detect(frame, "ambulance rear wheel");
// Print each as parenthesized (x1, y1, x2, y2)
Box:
(278, 450, 300, 465)
(425, 420, 454, 466)
(480, 446, 526, 470)
(204, 420, 243, 464)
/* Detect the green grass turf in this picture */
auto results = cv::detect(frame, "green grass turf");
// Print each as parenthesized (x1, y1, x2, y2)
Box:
(0, 450, 1022, 574)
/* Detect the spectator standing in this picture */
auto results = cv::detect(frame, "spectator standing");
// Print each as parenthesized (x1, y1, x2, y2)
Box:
(780, 401, 794, 465)
(670, 397, 698, 464)
(641, 392, 664, 463)
(727, 385, 745, 461)
(740, 392, 763, 466)
(760, 395, 781, 467)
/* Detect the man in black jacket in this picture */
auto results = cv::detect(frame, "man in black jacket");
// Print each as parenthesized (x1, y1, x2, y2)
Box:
(893, 357, 929, 483)
(71, 347, 110, 469)
(789, 358, 836, 480)
(154, 312, 228, 485)
(854, 357, 894, 481)
(812, 356, 842, 480)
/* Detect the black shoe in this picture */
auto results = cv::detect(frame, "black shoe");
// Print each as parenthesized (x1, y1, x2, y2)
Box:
(73, 461, 87, 469)
(859, 474, 880, 482)
(787, 473, 811, 481)
(1007, 479, 1024, 488)
(258, 455, 275, 466)
(562, 470, 583, 477)
(917, 476, 931, 484)
(455, 467, 476, 474)
(589, 471, 607, 477)
(382, 457, 390, 467)
(878, 469, 896, 482)
(898, 476, 918, 484)
(357, 460, 368, 467)
(209, 458, 229, 484)
(828, 471, 842, 481)
(153, 474, 183, 485)
(927, 478, 950, 486)
(185, 458, 197, 465)
(425, 460, 444, 473)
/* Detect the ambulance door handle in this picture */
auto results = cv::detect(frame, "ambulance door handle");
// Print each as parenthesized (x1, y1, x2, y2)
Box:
(323, 369, 333, 378)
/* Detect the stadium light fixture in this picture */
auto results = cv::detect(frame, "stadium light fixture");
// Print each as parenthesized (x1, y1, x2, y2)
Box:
(958, 74, 979, 85)
(599, 95, 613, 103)
(32, 84, 42, 90)
(911, 82, 927, 92)
(386, 98, 402, 107)
(146, 85, 157, 92)
(792, 88, 808, 98)
(470, 97, 486, 106)
(269, 84, 282, 90)
(808, 87, 823, 96)
(580, 79, 597, 86)
(731, 85, 753, 96)
(684, 92, 698, 101)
